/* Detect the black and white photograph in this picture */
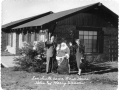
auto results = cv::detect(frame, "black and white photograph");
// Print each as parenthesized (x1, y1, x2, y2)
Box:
(1, 0, 119, 90)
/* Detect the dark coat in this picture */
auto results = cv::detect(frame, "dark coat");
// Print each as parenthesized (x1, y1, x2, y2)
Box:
(45, 41, 56, 57)
(45, 41, 54, 57)
(74, 44, 83, 69)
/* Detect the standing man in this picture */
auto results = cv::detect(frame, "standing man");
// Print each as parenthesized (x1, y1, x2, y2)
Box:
(45, 35, 55, 74)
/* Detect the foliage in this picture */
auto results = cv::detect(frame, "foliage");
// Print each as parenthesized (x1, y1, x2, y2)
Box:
(95, 54, 109, 62)
(85, 54, 110, 63)
(35, 41, 46, 56)
(14, 41, 46, 72)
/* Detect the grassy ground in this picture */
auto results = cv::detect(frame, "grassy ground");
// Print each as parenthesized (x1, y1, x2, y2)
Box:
(1, 62, 118, 90)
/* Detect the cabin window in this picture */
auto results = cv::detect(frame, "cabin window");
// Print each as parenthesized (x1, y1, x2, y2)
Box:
(34, 32, 37, 41)
(22, 33, 25, 42)
(19, 33, 22, 48)
(22, 30, 48, 43)
(39, 33, 46, 42)
(22, 33, 28, 42)
(38, 30, 47, 42)
(79, 31, 97, 53)
(31, 32, 35, 44)
(8, 33, 13, 47)
(28, 33, 31, 43)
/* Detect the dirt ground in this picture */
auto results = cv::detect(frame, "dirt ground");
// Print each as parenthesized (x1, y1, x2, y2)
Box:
(1, 62, 118, 90)
(1, 56, 19, 67)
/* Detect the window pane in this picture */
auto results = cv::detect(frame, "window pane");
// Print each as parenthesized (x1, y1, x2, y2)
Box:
(37, 33, 39, 41)
(25, 33, 28, 42)
(31, 33, 34, 44)
(8, 33, 11, 46)
(28, 33, 31, 42)
(85, 45, 89, 48)
(93, 31, 97, 35)
(84, 39, 89, 44)
(84, 31, 89, 35)
(34, 32, 37, 41)
(88, 49, 92, 52)
(89, 31, 94, 35)
(79, 31, 84, 35)
(89, 39, 92, 44)
(88, 45, 92, 49)
(89, 36, 92, 39)
(78, 30, 98, 53)
(93, 40, 97, 47)
(85, 48, 89, 52)
(79, 35, 84, 39)
(11, 33, 13, 47)
(93, 36, 97, 39)
(41, 35, 44, 42)
(22, 33, 24, 41)
(84, 36, 88, 39)
(19, 33, 22, 48)
(88, 41, 92, 48)
(85, 48, 92, 52)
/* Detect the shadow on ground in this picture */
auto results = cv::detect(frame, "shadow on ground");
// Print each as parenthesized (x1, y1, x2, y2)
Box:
(80, 62, 118, 74)
(70, 62, 118, 75)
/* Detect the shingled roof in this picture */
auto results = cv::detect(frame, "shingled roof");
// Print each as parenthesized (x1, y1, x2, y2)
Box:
(2, 11, 53, 29)
(13, 3, 98, 29)
(12, 2, 118, 29)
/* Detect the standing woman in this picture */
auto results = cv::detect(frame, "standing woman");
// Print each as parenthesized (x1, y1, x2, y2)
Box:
(75, 39, 84, 75)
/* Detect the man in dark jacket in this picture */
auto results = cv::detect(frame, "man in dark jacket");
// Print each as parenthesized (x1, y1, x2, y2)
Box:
(74, 39, 85, 75)
(45, 35, 56, 73)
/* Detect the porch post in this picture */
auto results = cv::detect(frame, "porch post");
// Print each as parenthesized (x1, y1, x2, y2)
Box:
(12, 32, 16, 54)
(19, 33, 23, 48)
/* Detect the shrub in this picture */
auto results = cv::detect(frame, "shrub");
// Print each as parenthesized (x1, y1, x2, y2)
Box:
(85, 54, 109, 63)
(36, 41, 45, 54)
(95, 54, 109, 62)
(14, 41, 46, 72)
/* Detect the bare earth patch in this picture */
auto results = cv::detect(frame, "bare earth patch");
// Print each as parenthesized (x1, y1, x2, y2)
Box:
(1, 62, 118, 90)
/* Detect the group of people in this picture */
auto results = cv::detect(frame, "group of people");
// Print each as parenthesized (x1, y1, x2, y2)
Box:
(45, 35, 85, 75)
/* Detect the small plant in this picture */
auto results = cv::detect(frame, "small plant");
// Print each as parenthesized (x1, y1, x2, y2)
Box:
(14, 41, 46, 72)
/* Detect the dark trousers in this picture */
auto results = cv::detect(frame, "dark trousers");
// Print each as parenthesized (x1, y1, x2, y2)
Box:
(46, 57, 52, 73)
(46, 57, 58, 73)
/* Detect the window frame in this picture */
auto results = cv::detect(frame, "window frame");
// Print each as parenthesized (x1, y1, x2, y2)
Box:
(79, 30, 98, 53)
(8, 33, 13, 47)
(76, 27, 103, 54)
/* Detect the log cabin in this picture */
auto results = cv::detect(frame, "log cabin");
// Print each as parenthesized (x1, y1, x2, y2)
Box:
(2, 2, 118, 61)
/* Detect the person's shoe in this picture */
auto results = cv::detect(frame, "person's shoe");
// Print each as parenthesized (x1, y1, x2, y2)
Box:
(77, 73, 81, 76)
(78, 69, 81, 76)
(47, 72, 50, 74)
